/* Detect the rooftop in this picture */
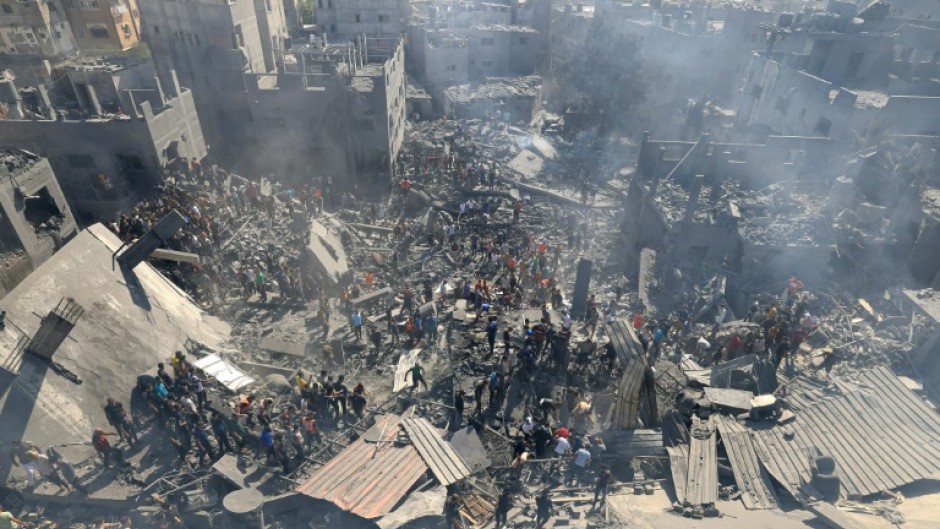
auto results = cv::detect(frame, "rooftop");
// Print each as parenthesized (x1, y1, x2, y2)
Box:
(443, 76, 541, 102)
(471, 24, 539, 33)
(0, 224, 229, 464)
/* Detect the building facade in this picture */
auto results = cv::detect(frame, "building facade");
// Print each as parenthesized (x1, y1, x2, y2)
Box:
(314, 0, 407, 38)
(0, 0, 77, 57)
(63, 0, 141, 52)
(0, 59, 206, 219)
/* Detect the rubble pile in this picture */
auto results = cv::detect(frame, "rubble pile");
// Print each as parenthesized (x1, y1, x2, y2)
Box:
(6, 113, 940, 529)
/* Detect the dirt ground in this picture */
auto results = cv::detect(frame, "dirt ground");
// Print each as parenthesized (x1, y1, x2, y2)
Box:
(606, 481, 940, 529)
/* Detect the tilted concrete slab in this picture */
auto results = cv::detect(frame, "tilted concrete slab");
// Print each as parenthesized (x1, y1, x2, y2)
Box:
(0, 224, 229, 480)
(306, 216, 351, 286)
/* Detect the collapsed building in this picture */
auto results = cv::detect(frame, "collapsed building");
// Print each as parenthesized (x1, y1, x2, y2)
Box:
(737, 1, 940, 141)
(139, 0, 406, 184)
(0, 149, 76, 298)
(407, 0, 548, 110)
(0, 56, 206, 219)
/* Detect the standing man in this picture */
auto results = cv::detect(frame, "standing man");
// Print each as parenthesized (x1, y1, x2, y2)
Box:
(535, 489, 553, 529)
(104, 398, 137, 446)
(486, 317, 498, 355)
(453, 390, 465, 428)
(591, 467, 613, 511)
(92, 428, 119, 468)
(406, 361, 429, 392)
(494, 488, 514, 529)
(570, 445, 592, 486)
(188, 367, 213, 411)
(351, 310, 363, 341)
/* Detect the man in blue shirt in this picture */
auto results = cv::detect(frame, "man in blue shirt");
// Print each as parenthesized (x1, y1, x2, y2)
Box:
(351, 310, 363, 341)
(486, 317, 498, 355)
(259, 426, 276, 464)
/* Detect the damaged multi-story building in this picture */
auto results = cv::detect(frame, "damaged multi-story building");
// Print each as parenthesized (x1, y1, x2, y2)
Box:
(618, 128, 940, 315)
(314, 0, 408, 38)
(0, 149, 76, 297)
(737, 0, 940, 141)
(0, 1, 142, 85)
(588, 0, 775, 132)
(407, 0, 548, 111)
(138, 0, 406, 183)
(0, 56, 206, 219)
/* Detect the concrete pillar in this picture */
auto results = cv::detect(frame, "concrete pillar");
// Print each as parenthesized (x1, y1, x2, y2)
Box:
(153, 76, 166, 106)
(121, 90, 141, 119)
(140, 100, 154, 122)
(36, 85, 55, 120)
(362, 33, 368, 64)
(910, 214, 940, 284)
(683, 174, 706, 226)
(169, 69, 182, 98)
(85, 85, 104, 116)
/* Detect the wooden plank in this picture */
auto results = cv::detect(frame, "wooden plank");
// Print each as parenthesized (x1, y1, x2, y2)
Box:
(685, 415, 718, 506)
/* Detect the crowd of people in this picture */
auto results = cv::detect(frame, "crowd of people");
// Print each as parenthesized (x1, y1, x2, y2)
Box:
(98, 351, 373, 476)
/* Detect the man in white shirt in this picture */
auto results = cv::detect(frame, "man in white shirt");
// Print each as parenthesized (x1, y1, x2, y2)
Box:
(553, 435, 571, 457)
(570, 446, 592, 485)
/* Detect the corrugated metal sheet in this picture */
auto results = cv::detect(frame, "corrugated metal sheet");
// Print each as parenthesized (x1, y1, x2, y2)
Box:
(750, 366, 940, 499)
(607, 320, 647, 365)
(715, 416, 779, 510)
(296, 415, 429, 519)
(192, 353, 254, 392)
(685, 415, 718, 506)
(667, 444, 690, 504)
(611, 360, 646, 429)
(608, 319, 652, 428)
(599, 429, 664, 458)
(402, 418, 473, 486)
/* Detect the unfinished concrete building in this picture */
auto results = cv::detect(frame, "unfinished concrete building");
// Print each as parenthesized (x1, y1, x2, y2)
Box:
(138, 0, 403, 183)
(0, 57, 206, 219)
(0, 150, 76, 298)
(407, 1, 544, 110)
(314, 0, 407, 38)
(246, 37, 407, 182)
(617, 133, 841, 299)
(591, 1, 775, 123)
(737, 2, 940, 141)
(137, 0, 289, 157)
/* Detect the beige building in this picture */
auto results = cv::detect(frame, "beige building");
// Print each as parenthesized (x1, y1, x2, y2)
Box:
(0, 0, 77, 57)
(63, 0, 141, 52)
